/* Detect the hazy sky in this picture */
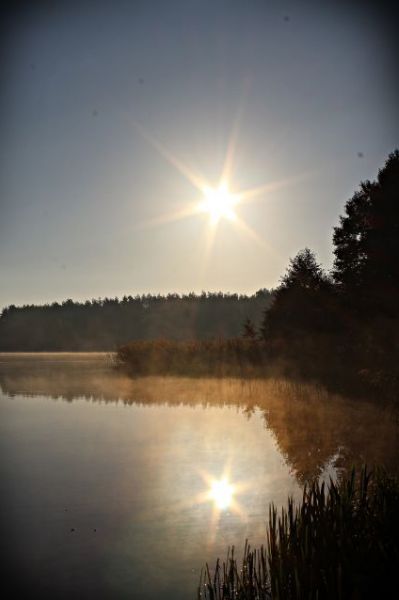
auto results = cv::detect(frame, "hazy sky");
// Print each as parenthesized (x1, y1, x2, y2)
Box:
(1, 0, 397, 309)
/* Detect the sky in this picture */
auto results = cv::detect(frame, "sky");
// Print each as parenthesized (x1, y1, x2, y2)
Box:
(0, 0, 398, 309)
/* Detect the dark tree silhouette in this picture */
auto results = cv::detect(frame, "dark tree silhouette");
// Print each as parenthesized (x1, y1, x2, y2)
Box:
(331, 150, 399, 377)
(333, 149, 399, 317)
(261, 248, 334, 342)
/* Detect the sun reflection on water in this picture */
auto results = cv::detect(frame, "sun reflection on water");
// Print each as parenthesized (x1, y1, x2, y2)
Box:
(208, 477, 234, 510)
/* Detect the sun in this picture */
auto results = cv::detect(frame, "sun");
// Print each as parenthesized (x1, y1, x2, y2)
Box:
(199, 183, 238, 224)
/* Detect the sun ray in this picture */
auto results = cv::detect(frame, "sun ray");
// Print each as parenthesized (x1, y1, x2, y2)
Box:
(220, 77, 251, 188)
(232, 216, 266, 247)
(134, 121, 208, 193)
(136, 202, 204, 230)
(219, 112, 240, 189)
(197, 222, 219, 284)
(232, 216, 283, 262)
(237, 169, 315, 205)
(229, 498, 248, 521)
(206, 504, 222, 547)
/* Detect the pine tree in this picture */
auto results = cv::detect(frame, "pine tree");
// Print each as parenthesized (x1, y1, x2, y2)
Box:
(261, 249, 333, 341)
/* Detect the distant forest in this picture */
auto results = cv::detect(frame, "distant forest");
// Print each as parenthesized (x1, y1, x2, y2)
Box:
(0, 290, 271, 351)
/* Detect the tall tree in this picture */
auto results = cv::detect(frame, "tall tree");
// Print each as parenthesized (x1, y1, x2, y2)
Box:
(333, 149, 399, 317)
(261, 248, 334, 341)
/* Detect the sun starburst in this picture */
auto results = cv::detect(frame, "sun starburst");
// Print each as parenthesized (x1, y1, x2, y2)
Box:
(132, 119, 311, 270)
(208, 477, 235, 509)
(199, 183, 238, 224)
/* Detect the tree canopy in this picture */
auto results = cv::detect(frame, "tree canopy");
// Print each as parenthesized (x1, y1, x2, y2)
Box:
(333, 149, 399, 316)
(259, 150, 399, 390)
(261, 248, 334, 341)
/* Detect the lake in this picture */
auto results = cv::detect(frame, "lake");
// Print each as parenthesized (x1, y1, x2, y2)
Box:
(1, 353, 398, 599)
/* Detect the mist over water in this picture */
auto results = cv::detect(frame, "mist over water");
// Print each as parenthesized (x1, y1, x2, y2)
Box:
(0, 354, 398, 598)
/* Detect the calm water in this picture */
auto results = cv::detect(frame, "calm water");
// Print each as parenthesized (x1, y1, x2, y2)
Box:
(0, 354, 398, 599)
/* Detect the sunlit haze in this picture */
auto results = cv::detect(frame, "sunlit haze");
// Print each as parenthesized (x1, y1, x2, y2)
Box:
(0, 1, 397, 309)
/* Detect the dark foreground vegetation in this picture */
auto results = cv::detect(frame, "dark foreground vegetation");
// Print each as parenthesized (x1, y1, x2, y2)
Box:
(199, 468, 399, 600)
(118, 151, 399, 399)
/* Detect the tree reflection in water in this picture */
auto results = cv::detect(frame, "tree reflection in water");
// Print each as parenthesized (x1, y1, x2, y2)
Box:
(0, 353, 398, 484)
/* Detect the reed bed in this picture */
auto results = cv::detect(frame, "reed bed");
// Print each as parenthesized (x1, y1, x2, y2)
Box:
(116, 338, 267, 377)
(198, 467, 399, 599)
(116, 338, 399, 402)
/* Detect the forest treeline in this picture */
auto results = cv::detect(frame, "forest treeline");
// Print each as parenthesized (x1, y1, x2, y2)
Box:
(0, 290, 271, 351)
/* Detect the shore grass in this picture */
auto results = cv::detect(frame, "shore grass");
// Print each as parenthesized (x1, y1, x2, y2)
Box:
(116, 338, 268, 377)
(199, 467, 399, 599)
(115, 337, 398, 402)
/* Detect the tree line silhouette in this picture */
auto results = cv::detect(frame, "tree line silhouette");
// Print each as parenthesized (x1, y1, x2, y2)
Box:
(0, 290, 271, 351)
(259, 149, 399, 393)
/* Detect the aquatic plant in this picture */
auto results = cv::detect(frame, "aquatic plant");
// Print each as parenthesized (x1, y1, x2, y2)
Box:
(116, 337, 267, 377)
(199, 467, 399, 599)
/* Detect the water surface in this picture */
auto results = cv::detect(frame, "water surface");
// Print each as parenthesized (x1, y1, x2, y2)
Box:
(0, 354, 397, 598)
